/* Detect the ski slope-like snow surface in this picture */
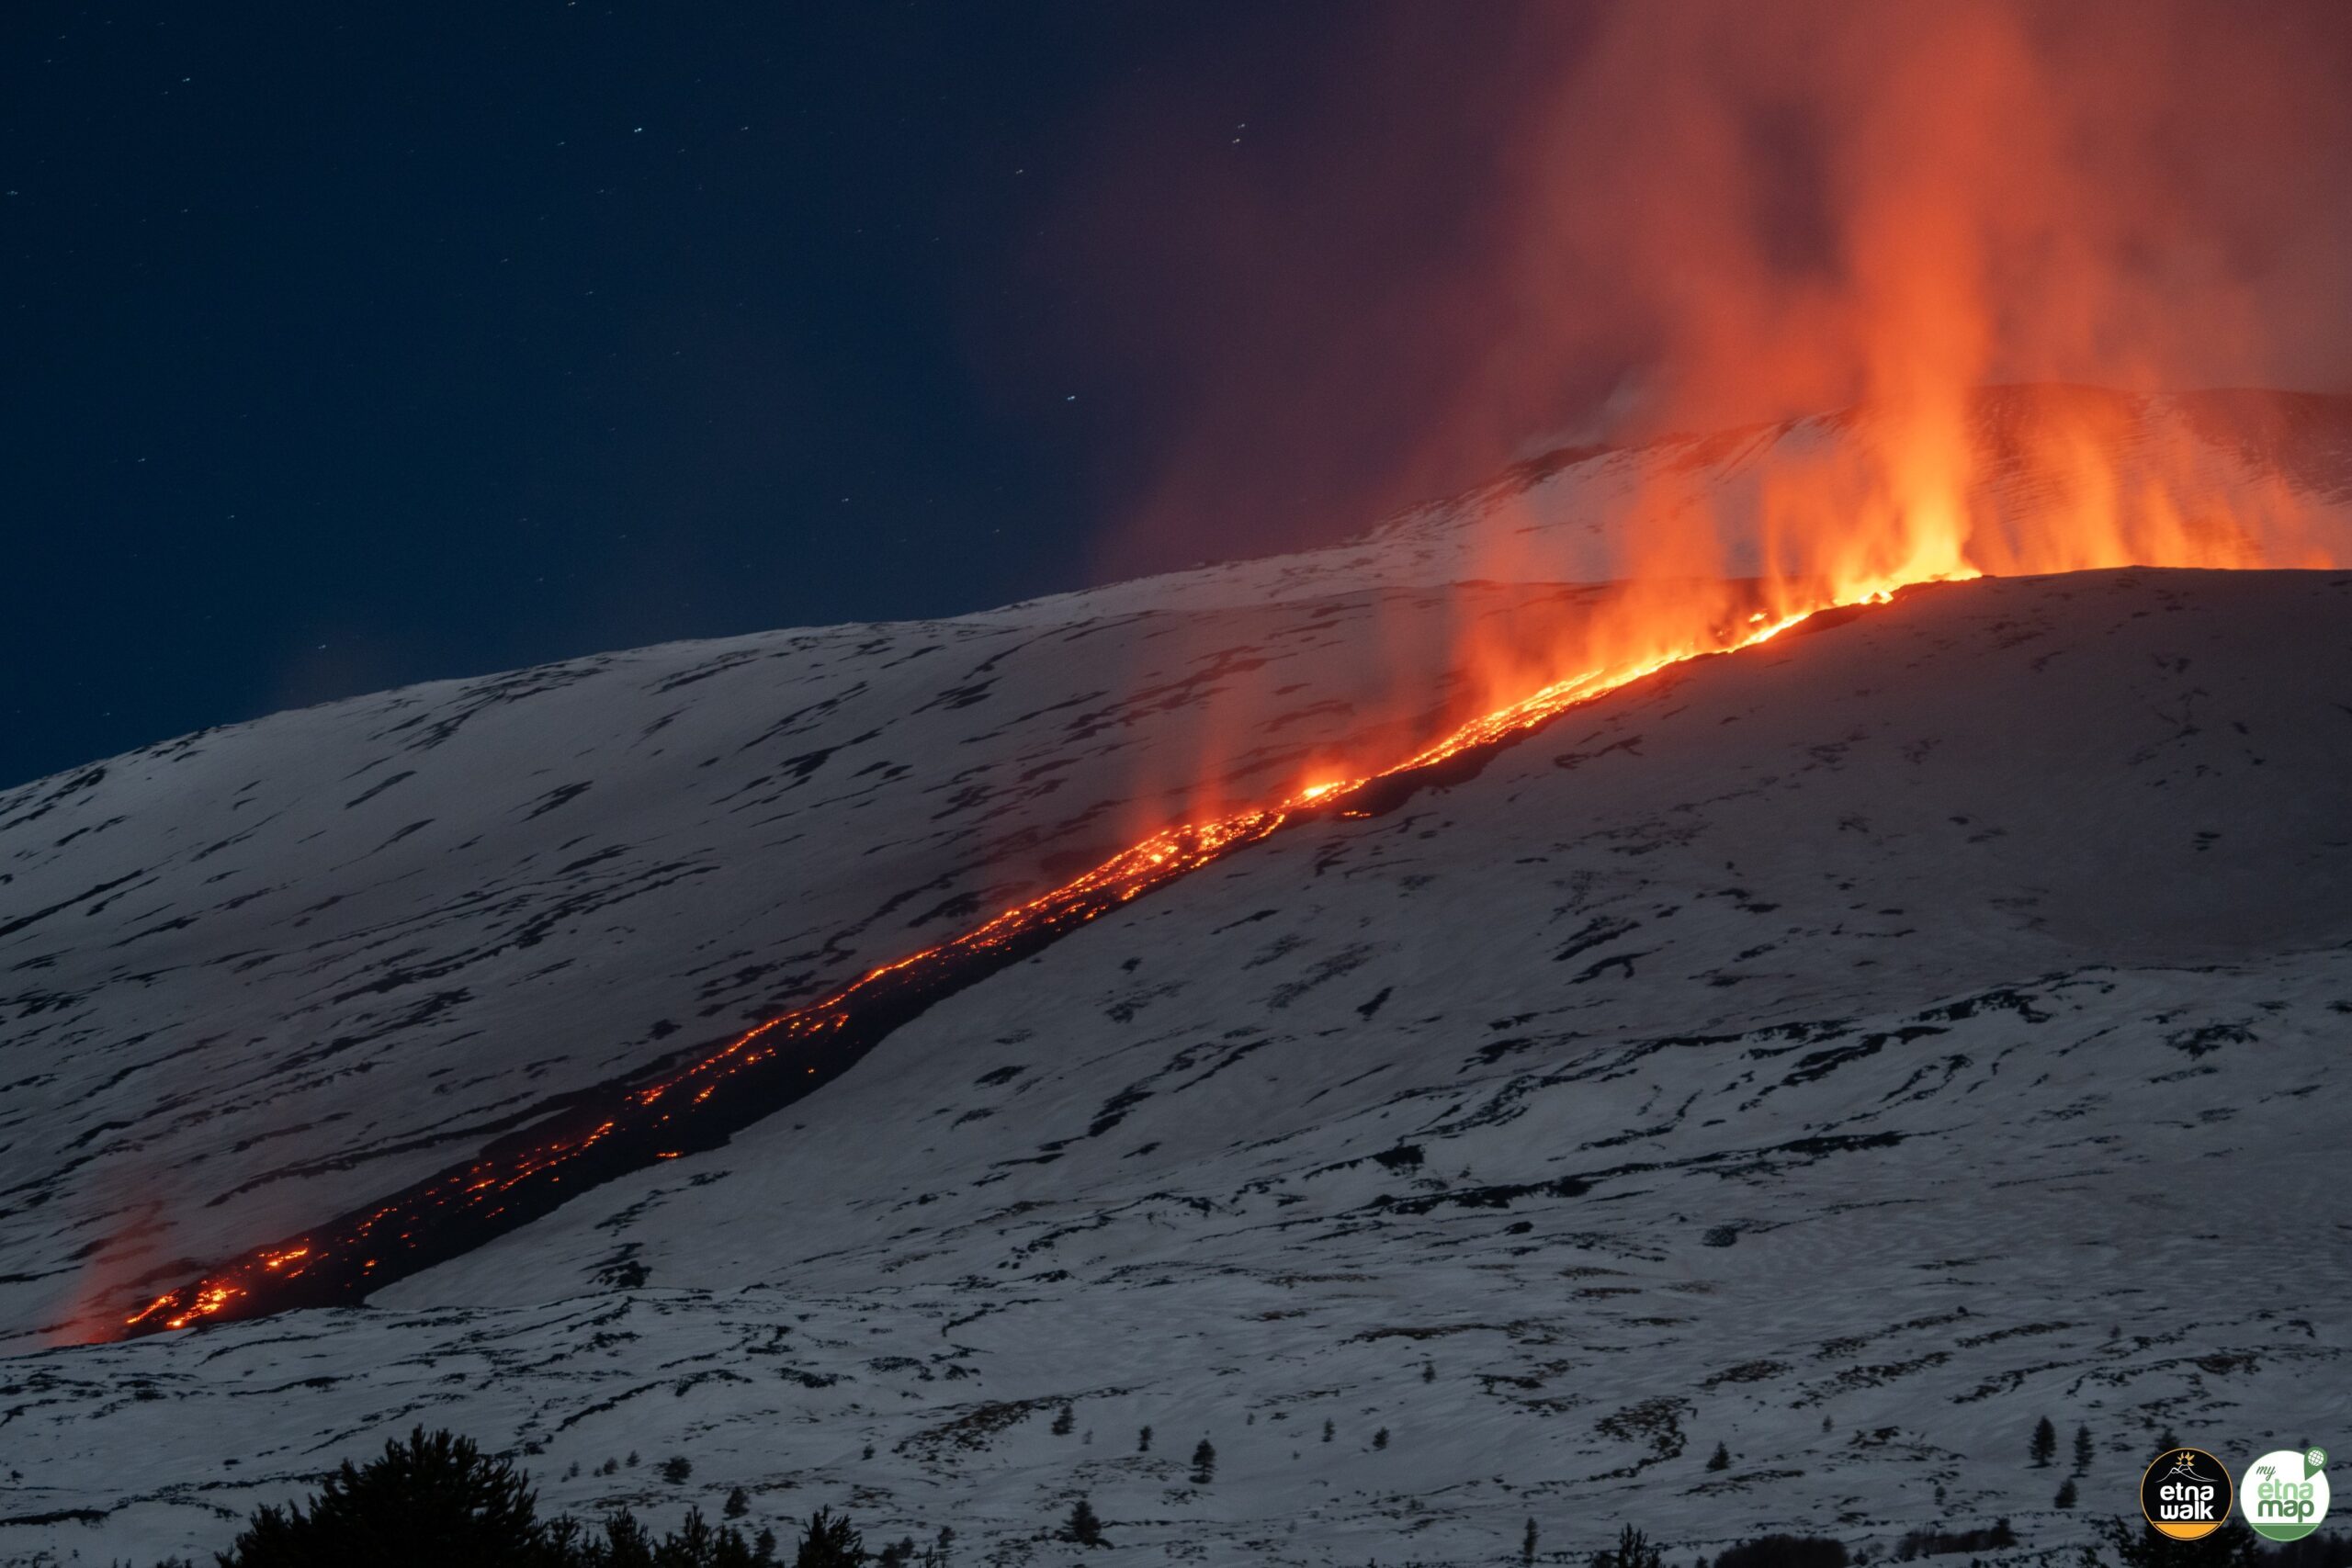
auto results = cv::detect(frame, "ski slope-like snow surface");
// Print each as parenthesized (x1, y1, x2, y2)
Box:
(1, 389, 2348, 1566)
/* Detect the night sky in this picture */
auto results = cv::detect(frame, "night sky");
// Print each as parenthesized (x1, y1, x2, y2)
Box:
(12, 4, 2345, 791)
(5, 4, 1551, 789)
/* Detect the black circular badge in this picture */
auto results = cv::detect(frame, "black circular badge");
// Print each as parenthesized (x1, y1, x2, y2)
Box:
(2143, 1448, 2235, 1540)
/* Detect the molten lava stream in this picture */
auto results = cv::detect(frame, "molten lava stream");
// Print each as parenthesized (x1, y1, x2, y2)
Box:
(115, 580, 1882, 1340)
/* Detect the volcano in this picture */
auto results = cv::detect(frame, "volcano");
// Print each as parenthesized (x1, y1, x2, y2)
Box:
(2, 388, 2348, 1565)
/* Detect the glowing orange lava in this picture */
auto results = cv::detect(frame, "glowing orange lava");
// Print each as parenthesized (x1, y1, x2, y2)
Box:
(112, 387, 2352, 1345)
(121, 564, 1903, 1338)
(100, 0, 2352, 1344)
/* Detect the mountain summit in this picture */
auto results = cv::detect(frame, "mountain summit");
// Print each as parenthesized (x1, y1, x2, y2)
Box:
(3, 389, 2347, 1566)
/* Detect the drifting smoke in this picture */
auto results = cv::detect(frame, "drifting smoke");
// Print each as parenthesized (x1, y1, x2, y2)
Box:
(83, 1, 2352, 1342)
(1061, 0, 2352, 575)
(1037, 0, 2352, 825)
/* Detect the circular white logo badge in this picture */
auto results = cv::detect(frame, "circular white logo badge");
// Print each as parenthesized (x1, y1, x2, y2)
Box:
(2245, 1448, 2330, 1542)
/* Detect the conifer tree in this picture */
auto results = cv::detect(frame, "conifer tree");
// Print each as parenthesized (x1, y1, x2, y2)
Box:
(1061, 1496, 1105, 1547)
(1593, 1525, 1666, 1568)
(209, 1428, 786, 1568)
(2032, 1416, 2058, 1467)
(2075, 1425, 2096, 1473)
(213, 1427, 549, 1568)
(794, 1507, 865, 1568)
(1190, 1438, 1216, 1485)
(1707, 1442, 1731, 1472)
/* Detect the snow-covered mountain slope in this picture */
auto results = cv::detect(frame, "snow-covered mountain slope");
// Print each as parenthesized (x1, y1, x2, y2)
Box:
(0, 579, 1629, 1349)
(1016, 385, 2352, 617)
(3, 392, 2350, 1567)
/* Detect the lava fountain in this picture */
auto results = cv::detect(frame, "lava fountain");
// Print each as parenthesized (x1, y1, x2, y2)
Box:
(103, 0, 2352, 1339)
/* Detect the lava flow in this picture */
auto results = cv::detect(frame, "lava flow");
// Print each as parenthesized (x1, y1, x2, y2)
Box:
(115, 581, 1856, 1340)
(102, 397, 2352, 1343)
(98, 0, 2352, 1342)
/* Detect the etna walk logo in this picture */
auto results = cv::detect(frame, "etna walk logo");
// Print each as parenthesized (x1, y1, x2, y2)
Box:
(2245, 1449, 2331, 1542)
(2142, 1448, 2233, 1540)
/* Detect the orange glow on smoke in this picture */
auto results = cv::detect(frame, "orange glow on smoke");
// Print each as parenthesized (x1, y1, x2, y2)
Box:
(116, 582, 1855, 1336)
(115, 352, 2352, 1346)
(110, 1, 2352, 1341)
(113, 442, 2347, 1337)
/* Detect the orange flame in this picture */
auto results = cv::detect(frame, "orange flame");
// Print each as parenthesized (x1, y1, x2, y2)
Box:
(112, 574, 1869, 1337)
(1073, 0, 2352, 747)
(111, 452, 2347, 1338)
(104, 1, 2352, 1340)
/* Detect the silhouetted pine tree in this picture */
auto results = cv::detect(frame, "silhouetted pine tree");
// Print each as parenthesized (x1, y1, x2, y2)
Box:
(2032, 1417, 2059, 1467)
(2075, 1425, 2096, 1472)
(793, 1508, 865, 1568)
(1712, 1536, 1846, 1568)
(209, 1428, 782, 1568)
(1707, 1443, 1731, 1472)
(1061, 1496, 1105, 1547)
(1592, 1525, 1667, 1568)
(1191, 1438, 1216, 1485)
(214, 1427, 560, 1568)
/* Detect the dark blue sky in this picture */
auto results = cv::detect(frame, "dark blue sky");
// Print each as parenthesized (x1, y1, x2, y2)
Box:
(20, 4, 2336, 792)
(5, 3, 1555, 787)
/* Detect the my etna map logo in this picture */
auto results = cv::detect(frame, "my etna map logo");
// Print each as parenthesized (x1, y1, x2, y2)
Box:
(2143, 1448, 2234, 1540)
(2245, 1449, 2331, 1542)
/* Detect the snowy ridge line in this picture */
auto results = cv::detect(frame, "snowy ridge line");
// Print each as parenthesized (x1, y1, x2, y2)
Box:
(114, 584, 1885, 1340)
(4, 567, 2347, 1566)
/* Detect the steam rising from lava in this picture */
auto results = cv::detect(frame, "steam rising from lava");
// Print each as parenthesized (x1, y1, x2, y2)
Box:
(1064, 0, 2352, 812)
(111, 580, 1841, 1339)
(96, 1, 2352, 1339)
(1070, 0, 2352, 582)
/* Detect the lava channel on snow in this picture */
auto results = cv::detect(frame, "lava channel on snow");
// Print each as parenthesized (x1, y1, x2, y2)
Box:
(113, 590, 1880, 1340)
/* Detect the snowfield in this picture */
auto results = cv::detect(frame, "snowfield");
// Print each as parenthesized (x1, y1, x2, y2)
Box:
(2, 390, 2348, 1566)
